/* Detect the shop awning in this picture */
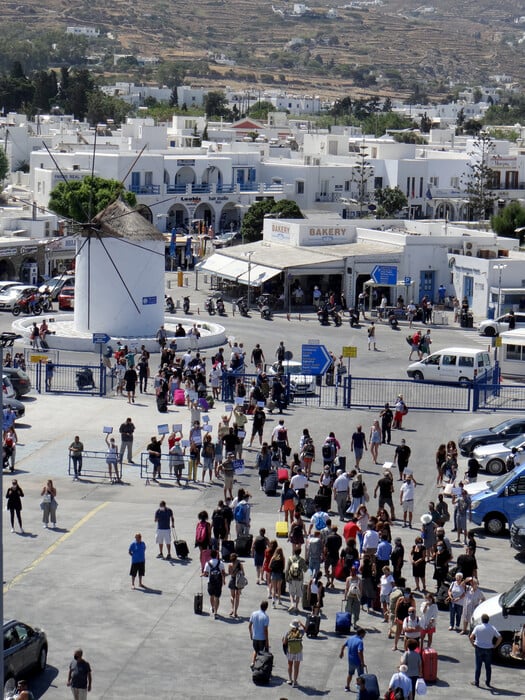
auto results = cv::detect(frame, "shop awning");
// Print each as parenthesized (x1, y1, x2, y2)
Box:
(196, 254, 281, 285)
(236, 263, 281, 286)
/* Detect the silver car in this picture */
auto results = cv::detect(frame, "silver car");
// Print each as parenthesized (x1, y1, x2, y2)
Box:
(472, 435, 525, 475)
(478, 312, 525, 337)
(268, 360, 317, 395)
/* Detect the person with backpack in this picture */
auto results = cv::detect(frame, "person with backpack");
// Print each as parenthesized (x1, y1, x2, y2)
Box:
(233, 493, 251, 537)
(195, 510, 212, 571)
(202, 549, 226, 619)
(344, 567, 363, 629)
(285, 546, 308, 613)
(322, 431, 340, 472)
(300, 437, 315, 478)
(351, 426, 367, 472)
(252, 528, 270, 585)
(308, 504, 329, 535)
(271, 419, 289, 463)
(283, 619, 306, 688)
(305, 530, 323, 576)
(350, 473, 368, 514)
(211, 501, 228, 547)
(280, 480, 298, 524)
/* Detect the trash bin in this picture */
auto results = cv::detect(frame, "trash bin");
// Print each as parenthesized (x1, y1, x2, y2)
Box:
(337, 455, 346, 471)
(460, 312, 468, 328)
(467, 313, 474, 328)
(487, 307, 495, 320)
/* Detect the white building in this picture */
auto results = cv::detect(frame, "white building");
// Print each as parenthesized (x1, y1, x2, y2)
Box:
(66, 26, 100, 37)
(176, 87, 207, 109)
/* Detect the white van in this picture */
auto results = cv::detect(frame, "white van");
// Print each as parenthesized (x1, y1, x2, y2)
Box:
(471, 576, 525, 662)
(406, 347, 492, 384)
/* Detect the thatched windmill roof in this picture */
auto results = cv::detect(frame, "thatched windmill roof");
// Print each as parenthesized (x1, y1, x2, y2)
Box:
(89, 200, 165, 241)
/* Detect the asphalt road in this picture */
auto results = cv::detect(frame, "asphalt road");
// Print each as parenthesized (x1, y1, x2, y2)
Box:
(2, 273, 524, 699)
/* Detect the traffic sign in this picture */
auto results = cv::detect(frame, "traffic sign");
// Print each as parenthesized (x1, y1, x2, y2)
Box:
(302, 344, 332, 375)
(92, 333, 110, 344)
(404, 276, 412, 286)
(371, 265, 398, 285)
(342, 346, 357, 358)
(30, 354, 49, 363)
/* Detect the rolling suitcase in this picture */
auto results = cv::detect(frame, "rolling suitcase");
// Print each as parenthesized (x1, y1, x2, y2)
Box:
(156, 394, 168, 413)
(277, 467, 288, 483)
(359, 673, 380, 699)
(305, 613, 320, 637)
(173, 530, 189, 559)
(421, 647, 438, 682)
(235, 534, 253, 557)
(302, 583, 311, 610)
(252, 650, 273, 685)
(314, 491, 331, 513)
(221, 539, 235, 563)
(304, 497, 316, 518)
(264, 471, 278, 496)
(335, 601, 352, 635)
(174, 388, 185, 406)
(194, 579, 203, 615)
(40, 337, 49, 350)
(276, 518, 289, 538)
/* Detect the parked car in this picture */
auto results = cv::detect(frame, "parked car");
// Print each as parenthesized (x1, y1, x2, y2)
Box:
(3, 396, 26, 419)
(0, 286, 38, 312)
(3, 375, 16, 399)
(39, 274, 75, 300)
(469, 463, 525, 535)
(472, 435, 525, 475)
(407, 347, 492, 384)
(458, 418, 525, 456)
(3, 619, 48, 691)
(58, 286, 75, 310)
(267, 360, 317, 395)
(471, 576, 525, 662)
(212, 231, 242, 248)
(510, 515, 525, 554)
(478, 312, 525, 337)
(2, 367, 31, 398)
(0, 281, 23, 294)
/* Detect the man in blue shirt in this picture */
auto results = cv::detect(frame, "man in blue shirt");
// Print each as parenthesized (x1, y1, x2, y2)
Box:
(339, 627, 366, 692)
(388, 664, 412, 699)
(154, 500, 175, 560)
(128, 533, 146, 589)
(376, 533, 393, 571)
(248, 600, 270, 667)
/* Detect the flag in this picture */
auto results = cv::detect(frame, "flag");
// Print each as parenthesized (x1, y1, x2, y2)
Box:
(170, 228, 176, 257)
(426, 187, 432, 200)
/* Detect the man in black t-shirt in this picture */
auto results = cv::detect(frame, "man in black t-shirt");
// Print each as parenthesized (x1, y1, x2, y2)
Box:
(380, 403, 393, 445)
(67, 648, 92, 696)
(393, 440, 411, 481)
(374, 471, 396, 520)
(324, 526, 343, 587)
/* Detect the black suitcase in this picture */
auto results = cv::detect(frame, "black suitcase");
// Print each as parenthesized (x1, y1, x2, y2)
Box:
(304, 497, 316, 518)
(305, 613, 320, 637)
(252, 651, 273, 685)
(264, 471, 278, 496)
(302, 582, 312, 610)
(359, 673, 380, 699)
(235, 534, 253, 557)
(40, 337, 49, 350)
(314, 491, 331, 513)
(221, 540, 235, 563)
(194, 579, 203, 615)
(156, 394, 168, 413)
(173, 532, 189, 559)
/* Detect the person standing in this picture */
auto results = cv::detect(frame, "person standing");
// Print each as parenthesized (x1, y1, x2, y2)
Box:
(393, 394, 407, 430)
(401, 639, 422, 698)
(67, 648, 92, 699)
(367, 322, 376, 350)
(68, 436, 84, 480)
(156, 324, 167, 349)
(469, 614, 502, 688)
(339, 627, 367, 693)
(283, 619, 306, 688)
(203, 549, 226, 619)
(249, 406, 266, 448)
(6, 478, 24, 533)
(119, 418, 136, 465)
(380, 403, 393, 445)
(344, 567, 363, 630)
(147, 433, 165, 481)
(40, 479, 57, 529)
(399, 475, 416, 528)
(124, 365, 138, 404)
(248, 600, 270, 668)
(369, 420, 382, 464)
(394, 439, 411, 481)
(105, 434, 120, 483)
(154, 500, 175, 560)
(285, 546, 308, 613)
(137, 350, 149, 393)
(129, 532, 146, 588)
(333, 469, 351, 521)
(351, 425, 367, 472)
(374, 470, 396, 521)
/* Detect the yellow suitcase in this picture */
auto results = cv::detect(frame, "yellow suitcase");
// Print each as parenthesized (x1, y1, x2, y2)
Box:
(276, 520, 289, 538)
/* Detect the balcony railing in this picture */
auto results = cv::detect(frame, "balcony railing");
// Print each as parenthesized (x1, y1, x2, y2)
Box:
(128, 184, 161, 195)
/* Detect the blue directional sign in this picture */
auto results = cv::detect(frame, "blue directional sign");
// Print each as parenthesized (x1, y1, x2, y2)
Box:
(404, 276, 412, 286)
(302, 344, 332, 375)
(142, 296, 157, 305)
(92, 333, 110, 344)
(371, 265, 398, 285)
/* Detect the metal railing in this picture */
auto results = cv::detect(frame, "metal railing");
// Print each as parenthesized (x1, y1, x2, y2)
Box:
(67, 450, 127, 481)
(32, 362, 107, 396)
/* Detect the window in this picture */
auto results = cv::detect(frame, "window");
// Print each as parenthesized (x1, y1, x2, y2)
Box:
(14, 624, 29, 642)
(505, 344, 522, 361)
(450, 177, 459, 188)
(458, 356, 474, 368)
(374, 177, 383, 190)
(296, 180, 304, 194)
(344, 180, 350, 191)
(426, 355, 440, 365)
(328, 140, 338, 155)
(506, 171, 519, 189)
(508, 476, 525, 496)
(429, 176, 439, 187)
(442, 355, 457, 366)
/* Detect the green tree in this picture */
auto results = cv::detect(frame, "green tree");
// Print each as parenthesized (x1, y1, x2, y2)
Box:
(375, 186, 408, 216)
(491, 201, 525, 240)
(461, 132, 497, 221)
(0, 146, 9, 183)
(248, 100, 275, 120)
(48, 176, 137, 222)
(240, 199, 303, 242)
(352, 145, 374, 212)
(204, 90, 229, 118)
(86, 91, 131, 126)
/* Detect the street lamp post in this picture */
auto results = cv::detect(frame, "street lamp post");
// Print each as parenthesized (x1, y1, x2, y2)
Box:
(245, 251, 254, 308)
(494, 263, 507, 317)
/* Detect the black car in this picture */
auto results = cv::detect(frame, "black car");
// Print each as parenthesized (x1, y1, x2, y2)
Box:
(2, 367, 31, 398)
(3, 397, 25, 420)
(510, 515, 525, 554)
(458, 418, 525, 456)
(3, 620, 48, 690)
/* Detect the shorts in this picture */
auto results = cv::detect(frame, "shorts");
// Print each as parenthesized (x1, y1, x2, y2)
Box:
(380, 594, 390, 604)
(270, 572, 283, 581)
(325, 554, 338, 568)
(288, 579, 302, 599)
(253, 639, 267, 653)
(347, 661, 363, 676)
(354, 448, 364, 461)
(402, 500, 414, 513)
(223, 474, 234, 489)
(130, 562, 145, 577)
(155, 529, 171, 545)
(208, 583, 222, 598)
(422, 626, 435, 634)
(254, 553, 264, 568)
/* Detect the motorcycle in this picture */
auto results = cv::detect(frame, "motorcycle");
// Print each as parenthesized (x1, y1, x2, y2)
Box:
(388, 311, 399, 329)
(236, 296, 249, 317)
(216, 297, 226, 316)
(76, 367, 95, 390)
(165, 295, 175, 313)
(259, 304, 272, 320)
(204, 297, 216, 315)
(349, 309, 360, 328)
(12, 297, 42, 316)
(257, 293, 274, 320)
(331, 309, 342, 327)
(317, 306, 330, 326)
(40, 294, 53, 312)
(183, 296, 190, 314)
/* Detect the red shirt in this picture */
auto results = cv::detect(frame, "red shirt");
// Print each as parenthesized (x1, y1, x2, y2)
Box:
(343, 521, 359, 542)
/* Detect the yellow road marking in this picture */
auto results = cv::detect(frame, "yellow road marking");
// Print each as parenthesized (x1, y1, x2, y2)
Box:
(3, 502, 109, 593)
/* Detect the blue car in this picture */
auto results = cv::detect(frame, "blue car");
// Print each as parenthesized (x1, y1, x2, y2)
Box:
(469, 464, 525, 535)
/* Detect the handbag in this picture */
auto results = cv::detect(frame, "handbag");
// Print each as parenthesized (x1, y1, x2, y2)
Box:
(415, 677, 427, 695)
(235, 571, 248, 590)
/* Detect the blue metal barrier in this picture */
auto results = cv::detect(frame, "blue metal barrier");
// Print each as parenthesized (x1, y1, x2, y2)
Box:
(34, 362, 107, 396)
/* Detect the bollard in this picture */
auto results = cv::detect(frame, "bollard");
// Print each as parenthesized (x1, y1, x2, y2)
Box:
(286, 313, 291, 321)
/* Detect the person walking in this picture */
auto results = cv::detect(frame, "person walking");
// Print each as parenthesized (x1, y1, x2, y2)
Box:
(285, 546, 308, 613)
(202, 549, 226, 619)
(248, 600, 270, 668)
(68, 436, 84, 480)
(469, 614, 502, 688)
(129, 532, 146, 588)
(269, 546, 286, 608)
(67, 648, 92, 699)
(40, 479, 57, 528)
(374, 470, 396, 521)
(154, 500, 175, 560)
(6, 478, 24, 533)
(393, 439, 411, 481)
(119, 418, 136, 464)
(344, 567, 363, 630)
(283, 619, 306, 687)
(388, 663, 412, 700)
(351, 425, 367, 471)
(228, 552, 246, 618)
(333, 469, 351, 521)
(380, 403, 393, 445)
(369, 420, 382, 464)
(339, 627, 367, 693)
(401, 639, 422, 698)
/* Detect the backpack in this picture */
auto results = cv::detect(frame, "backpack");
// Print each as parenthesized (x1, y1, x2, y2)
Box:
(351, 480, 364, 498)
(290, 523, 304, 544)
(289, 558, 302, 579)
(208, 561, 222, 586)
(277, 428, 287, 442)
(313, 513, 327, 531)
(212, 510, 225, 536)
(348, 581, 360, 597)
(302, 441, 315, 458)
(234, 502, 248, 524)
(322, 442, 335, 461)
(195, 520, 208, 545)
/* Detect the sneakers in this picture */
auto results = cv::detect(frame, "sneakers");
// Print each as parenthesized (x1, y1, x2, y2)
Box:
(10, 528, 14, 533)
(156, 553, 164, 559)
